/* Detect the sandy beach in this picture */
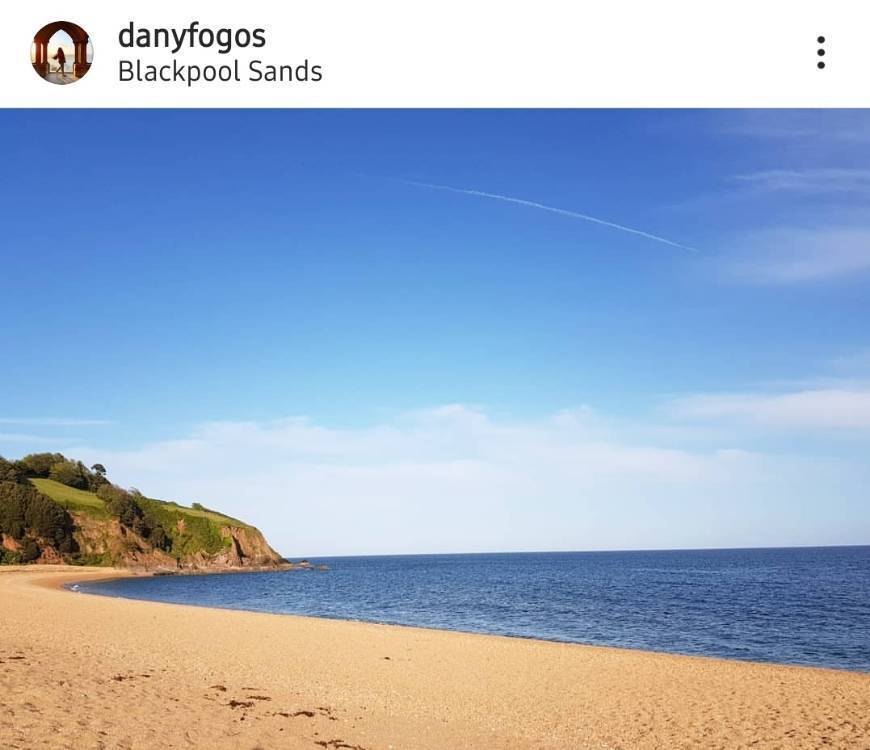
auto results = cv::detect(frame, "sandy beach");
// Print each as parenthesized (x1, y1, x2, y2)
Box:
(1, 567, 868, 749)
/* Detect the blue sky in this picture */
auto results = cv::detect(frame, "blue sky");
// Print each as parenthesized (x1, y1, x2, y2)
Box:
(1, 109, 869, 554)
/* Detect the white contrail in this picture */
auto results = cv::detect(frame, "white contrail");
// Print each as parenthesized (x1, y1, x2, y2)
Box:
(404, 180, 698, 253)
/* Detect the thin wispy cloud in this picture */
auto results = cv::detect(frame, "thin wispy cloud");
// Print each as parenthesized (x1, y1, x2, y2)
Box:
(716, 111, 870, 144)
(0, 433, 77, 444)
(404, 180, 699, 253)
(0, 418, 114, 427)
(668, 387, 870, 430)
(732, 169, 870, 195)
(726, 227, 870, 283)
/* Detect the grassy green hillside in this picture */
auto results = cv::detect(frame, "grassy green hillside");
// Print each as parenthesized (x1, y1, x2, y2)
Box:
(30, 478, 251, 558)
(29, 478, 110, 518)
(31, 478, 250, 528)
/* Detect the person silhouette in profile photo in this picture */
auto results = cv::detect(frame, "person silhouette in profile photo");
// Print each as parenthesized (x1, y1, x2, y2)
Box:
(52, 47, 66, 78)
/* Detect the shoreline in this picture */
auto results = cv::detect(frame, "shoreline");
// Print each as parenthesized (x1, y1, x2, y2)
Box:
(2, 565, 869, 749)
(63, 565, 867, 676)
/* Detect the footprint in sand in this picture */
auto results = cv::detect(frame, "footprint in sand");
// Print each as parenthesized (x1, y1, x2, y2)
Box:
(276, 709, 315, 718)
(316, 706, 339, 721)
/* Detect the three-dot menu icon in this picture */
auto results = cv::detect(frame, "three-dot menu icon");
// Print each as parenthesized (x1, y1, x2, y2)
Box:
(817, 36, 826, 69)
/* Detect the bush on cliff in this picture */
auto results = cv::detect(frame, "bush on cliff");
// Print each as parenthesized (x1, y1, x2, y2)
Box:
(0, 480, 77, 556)
(98, 483, 143, 526)
(20, 539, 40, 562)
(97, 483, 172, 552)
(48, 460, 91, 490)
(0, 456, 27, 483)
(18, 453, 66, 477)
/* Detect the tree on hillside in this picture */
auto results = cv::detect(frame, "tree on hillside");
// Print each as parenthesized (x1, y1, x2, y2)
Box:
(95, 483, 171, 550)
(20, 539, 40, 563)
(48, 460, 90, 489)
(0, 481, 76, 555)
(24, 492, 76, 553)
(97, 484, 143, 527)
(0, 481, 27, 538)
(149, 525, 171, 551)
(0, 456, 26, 483)
(19, 453, 67, 477)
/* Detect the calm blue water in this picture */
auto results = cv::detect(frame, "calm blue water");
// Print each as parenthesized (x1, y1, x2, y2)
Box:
(78, 546, 870, 671)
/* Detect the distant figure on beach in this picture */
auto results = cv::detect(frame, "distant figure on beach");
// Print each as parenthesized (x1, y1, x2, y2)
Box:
(52, 47, 66, 77)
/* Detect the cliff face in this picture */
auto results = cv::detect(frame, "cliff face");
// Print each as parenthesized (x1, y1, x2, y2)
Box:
(179, 525, 287, 571)
(218, 525, 286, 567)
(69, 511, 286, 571)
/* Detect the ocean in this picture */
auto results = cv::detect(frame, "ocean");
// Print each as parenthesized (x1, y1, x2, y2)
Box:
(77, 546, 870, 671)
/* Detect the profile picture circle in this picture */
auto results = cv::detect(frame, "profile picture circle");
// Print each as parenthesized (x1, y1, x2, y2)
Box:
(31, 21, 93, 85)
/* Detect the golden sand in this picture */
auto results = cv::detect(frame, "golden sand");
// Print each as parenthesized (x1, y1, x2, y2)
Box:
(1, 566, 868, 749)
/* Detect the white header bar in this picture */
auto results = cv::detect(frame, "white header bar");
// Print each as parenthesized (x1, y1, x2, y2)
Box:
(2, 0, 867, 107)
